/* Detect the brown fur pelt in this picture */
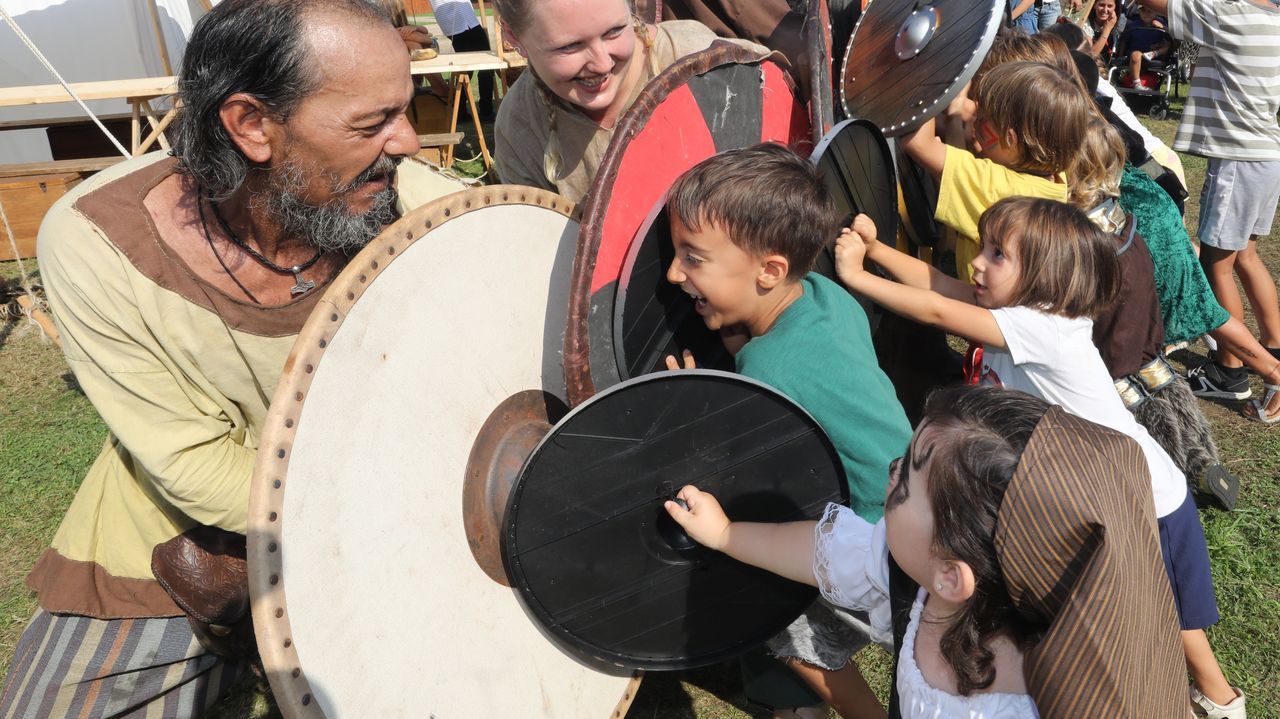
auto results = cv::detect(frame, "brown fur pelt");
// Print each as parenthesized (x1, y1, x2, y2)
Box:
(1131, 376, 1218, 487)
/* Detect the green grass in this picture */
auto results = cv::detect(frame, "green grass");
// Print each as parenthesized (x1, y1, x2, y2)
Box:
(1, 86, 1277, 716)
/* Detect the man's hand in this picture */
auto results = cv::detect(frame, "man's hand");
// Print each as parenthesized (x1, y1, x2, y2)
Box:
(834, 214, 877, 287)
(664, 485, 731, 551)
(664, 349, 697, 370)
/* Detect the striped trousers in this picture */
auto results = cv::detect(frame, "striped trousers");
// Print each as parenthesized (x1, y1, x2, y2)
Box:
(0, 610, 243, 719)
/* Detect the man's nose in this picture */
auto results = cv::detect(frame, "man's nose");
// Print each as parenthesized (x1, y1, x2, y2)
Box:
(384, 113, 420, 158)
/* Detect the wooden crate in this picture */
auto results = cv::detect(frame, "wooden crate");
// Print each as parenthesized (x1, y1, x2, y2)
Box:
(0, 173, 81, 261)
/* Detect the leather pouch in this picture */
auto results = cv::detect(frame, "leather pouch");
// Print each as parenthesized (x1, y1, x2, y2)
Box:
(151, 525, 259, 661)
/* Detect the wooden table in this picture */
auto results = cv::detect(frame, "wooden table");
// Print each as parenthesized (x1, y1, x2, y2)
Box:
(409, 51, 525, 170)
(0, 76, 178, 157)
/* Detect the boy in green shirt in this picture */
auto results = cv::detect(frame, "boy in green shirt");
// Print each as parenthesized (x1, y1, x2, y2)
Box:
(664, 143, 911, 717)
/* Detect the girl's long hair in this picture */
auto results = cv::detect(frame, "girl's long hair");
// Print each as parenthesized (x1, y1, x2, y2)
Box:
(980, 197, 1121, 319)
(1069, 119, 1125, 209)
(914, 386, 1050, 695)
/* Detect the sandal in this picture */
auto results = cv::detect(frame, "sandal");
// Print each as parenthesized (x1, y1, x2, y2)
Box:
(1242, 383, 1280, 424)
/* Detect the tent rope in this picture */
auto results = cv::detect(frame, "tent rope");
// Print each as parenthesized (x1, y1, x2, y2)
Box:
(0, 5, 131, 158)
(0, 194, 52, 340)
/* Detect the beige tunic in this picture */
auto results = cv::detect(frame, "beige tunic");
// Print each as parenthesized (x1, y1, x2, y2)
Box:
(494, 20, 763, 203)
(27, 153, 463, 618)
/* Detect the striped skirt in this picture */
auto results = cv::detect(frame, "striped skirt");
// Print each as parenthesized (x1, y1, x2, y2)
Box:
(1, 610, 243, 719)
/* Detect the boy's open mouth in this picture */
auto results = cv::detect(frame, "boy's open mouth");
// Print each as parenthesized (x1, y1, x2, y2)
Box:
(685, 290, 708, 314)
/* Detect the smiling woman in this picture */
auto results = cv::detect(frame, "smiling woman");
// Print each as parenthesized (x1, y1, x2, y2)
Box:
(491, 0, 764, 202)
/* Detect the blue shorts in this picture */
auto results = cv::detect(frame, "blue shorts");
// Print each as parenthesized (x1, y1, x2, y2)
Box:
(1158, 491, 1220, 630)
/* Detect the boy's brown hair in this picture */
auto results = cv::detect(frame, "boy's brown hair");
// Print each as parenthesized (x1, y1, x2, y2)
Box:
(974, 61, 1092, 178)
(979, 197, 1120, 319)
(666, 143, 835, 280)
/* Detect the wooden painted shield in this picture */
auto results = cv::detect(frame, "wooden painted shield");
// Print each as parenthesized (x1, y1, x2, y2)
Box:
(504, 370, 848, 671)
(565, 42, 813, 406)
(840, 0, 1003, 136)
(247, 187, 640, 719)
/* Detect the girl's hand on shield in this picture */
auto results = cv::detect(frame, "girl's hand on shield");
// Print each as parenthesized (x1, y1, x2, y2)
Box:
(664, 485, 731, 551)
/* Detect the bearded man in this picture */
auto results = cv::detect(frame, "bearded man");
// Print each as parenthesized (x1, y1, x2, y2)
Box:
(0, 1, 461, 716)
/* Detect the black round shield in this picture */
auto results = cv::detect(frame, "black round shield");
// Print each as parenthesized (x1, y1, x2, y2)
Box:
(503, 370, 849, 671)
(839, 0, 1002, 136)
(811, 118, 897, 246)
(809, 118, 897, 332)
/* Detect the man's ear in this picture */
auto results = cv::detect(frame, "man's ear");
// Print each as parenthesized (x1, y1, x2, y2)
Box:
(757, 254, 791, 290)
(932, 560, 977, 604)
(219, 92, 277, 165)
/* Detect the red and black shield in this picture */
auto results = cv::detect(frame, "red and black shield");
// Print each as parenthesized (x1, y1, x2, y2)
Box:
(565, 42, 812, 406)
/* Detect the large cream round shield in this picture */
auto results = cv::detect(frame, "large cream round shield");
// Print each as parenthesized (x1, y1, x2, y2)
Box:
(247, 186, 640, 718)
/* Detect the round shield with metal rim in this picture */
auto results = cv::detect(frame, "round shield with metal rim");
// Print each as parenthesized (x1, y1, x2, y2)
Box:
(565, 41, 813, 406)
(247, 186, 640, 719)
(839, 0, 1003, 136)
(504, 370, 849, 671)
(806, 0, 836, 143)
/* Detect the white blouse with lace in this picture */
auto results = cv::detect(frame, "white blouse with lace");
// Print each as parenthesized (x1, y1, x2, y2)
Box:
(813, 504, 1040, 719)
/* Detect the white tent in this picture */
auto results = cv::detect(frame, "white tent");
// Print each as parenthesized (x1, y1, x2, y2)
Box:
(0, 0, 208, 163)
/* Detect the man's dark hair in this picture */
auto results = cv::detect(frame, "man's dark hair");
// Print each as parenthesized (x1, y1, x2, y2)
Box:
(172, 0, 391, 200)
(666, 143, 835, 280)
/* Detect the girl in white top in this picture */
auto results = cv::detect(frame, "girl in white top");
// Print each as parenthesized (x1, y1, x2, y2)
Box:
(835, 197, 1245, 715)
(835, 199, 1188, 517)
(664, 387, 1053, 717)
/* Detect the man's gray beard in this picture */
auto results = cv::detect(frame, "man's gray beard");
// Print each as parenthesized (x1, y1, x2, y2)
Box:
(255, 155, 401, 254)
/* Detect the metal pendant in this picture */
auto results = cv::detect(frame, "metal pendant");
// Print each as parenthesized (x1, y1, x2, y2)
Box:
(290, 270, 316, 297)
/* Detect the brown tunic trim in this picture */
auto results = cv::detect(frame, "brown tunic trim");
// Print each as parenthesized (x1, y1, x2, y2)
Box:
(24, 548, 182, 620)
(72, 157, 327, 338)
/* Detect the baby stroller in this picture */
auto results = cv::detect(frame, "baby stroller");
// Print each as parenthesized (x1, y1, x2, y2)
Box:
(1107, 23, 1183, 120)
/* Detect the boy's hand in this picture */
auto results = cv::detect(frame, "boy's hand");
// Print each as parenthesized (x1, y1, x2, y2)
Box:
(663, 485, 731, 551)
(664, 349, 697, 370)
(720, 324, 750, 356)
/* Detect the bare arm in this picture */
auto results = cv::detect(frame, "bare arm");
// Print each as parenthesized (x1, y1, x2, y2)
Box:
(839, 215, 975, 302)
(1092, 17, 1118, 56)
(664, 485, 818, 586)
(833, 219, 1006, 348)
(899, 118, 946, 178)
(1011, 0, 1036, 18)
